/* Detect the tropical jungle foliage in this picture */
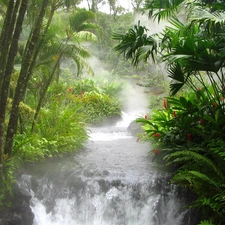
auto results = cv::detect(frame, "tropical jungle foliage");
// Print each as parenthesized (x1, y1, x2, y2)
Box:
(0, 0, 127, 209)
(113, 0, 225, 224)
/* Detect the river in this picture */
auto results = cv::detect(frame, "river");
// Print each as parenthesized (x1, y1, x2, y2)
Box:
(18, 81, 198, 225)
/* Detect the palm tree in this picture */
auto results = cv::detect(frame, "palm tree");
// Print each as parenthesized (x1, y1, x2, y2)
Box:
(30, 8, 100, 132)
(113, 0, 225, 95)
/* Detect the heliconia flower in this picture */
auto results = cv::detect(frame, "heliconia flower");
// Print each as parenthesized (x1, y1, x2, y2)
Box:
(173, 111, 177, 118)
(154, 149, 159, 155)
(163, 98, 168, 109)
(144, 114, 148, 119)
(187, 133, 192, 142)
(153, 133, 161, 137)
(213, 102, 217, 107)
(200, 118, 204, 125)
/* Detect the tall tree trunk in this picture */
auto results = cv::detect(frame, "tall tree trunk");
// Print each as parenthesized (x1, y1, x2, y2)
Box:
(0, 0, 28, 176)
(0, 0, 19, 97)
(4, 0, 49, 157)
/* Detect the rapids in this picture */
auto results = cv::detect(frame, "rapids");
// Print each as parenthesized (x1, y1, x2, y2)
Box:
(17, 81, 198, 225)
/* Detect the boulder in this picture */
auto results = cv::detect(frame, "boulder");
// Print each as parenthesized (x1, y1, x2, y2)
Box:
(127, 120, 143, 136)
(0, 183, 34, 225)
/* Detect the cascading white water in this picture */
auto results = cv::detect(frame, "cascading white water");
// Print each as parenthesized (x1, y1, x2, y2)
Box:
(18, 111, 195, 225)
(17, 80, 198, 225)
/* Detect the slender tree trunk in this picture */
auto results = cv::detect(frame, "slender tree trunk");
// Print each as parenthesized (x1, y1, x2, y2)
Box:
(31, 56, 62, 132)
(0, 0, 19, 97)
(0, 0, 27, 176)
(4, 0, 49, 157)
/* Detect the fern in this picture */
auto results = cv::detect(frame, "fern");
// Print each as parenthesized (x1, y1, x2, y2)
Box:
(198, 220, 214, 225)
(166, 150, 224, 179)
(171, 170, 221, 192)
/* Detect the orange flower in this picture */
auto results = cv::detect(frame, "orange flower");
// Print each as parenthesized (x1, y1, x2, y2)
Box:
(68, 87, 73, 92)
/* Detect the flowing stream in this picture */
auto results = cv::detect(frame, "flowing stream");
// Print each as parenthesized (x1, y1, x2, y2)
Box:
(18, 81, 197, 225)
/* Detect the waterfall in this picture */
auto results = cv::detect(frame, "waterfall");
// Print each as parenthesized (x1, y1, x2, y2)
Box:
(17, 80, 199, 225)
(18, 111, 196, 225)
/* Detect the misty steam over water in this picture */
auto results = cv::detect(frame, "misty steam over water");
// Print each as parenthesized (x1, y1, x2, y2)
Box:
(18, 80, 198, 225)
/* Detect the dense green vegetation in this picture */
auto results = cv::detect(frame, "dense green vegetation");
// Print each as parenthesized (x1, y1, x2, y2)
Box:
(2, 0, 225, 224)
(0, 0, 132, 209)
(113, 0, 225, 224)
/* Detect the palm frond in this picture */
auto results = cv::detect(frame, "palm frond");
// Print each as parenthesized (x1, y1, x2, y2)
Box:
(167, 63, 185, 95)
(69, 8, 95, 32)
(74, 31, 98, 42)
(191, 7, 225, 25)
(113, 21, 158, 66)
(144, 0, 186, 21)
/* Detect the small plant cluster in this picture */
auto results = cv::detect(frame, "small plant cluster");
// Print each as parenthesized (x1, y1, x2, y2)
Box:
(68, 79, 122, 125)
(136, 85, 225, 224)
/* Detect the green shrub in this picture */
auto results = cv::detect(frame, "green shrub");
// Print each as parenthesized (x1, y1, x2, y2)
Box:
(75, 91, 122, 125)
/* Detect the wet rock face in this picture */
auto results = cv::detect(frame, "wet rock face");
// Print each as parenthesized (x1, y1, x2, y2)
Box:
(127, 120, 143, 136)
(0, 183, 34, 225)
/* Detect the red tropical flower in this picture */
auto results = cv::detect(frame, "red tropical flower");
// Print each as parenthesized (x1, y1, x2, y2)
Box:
(154, 149, 159, 155)
(200, 118, 204, 125)
(163, 98, 168, 109)
(197, 87, 201, 91)
(187, 133, 192, 142)
(173, 111, 177, 118)
(213, 102, 217, 107)
(144, 114, 148, 119)
(153, 133, 161, 137)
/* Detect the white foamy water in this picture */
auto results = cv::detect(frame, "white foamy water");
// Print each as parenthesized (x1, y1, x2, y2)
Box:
(17, 81, 196, 225)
